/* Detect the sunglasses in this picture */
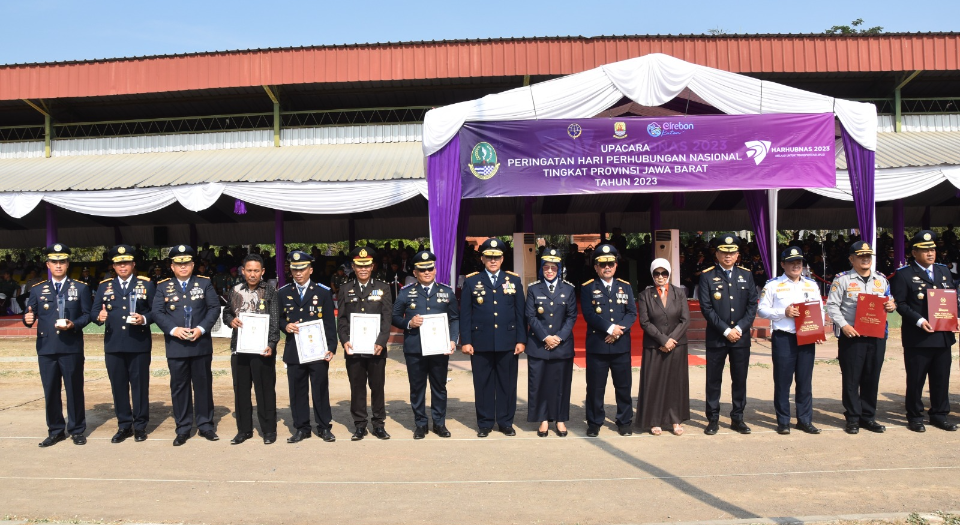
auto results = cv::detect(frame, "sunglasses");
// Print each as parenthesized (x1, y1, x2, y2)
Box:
(597, 261, 616, 268)
(652, 270, 669, 277)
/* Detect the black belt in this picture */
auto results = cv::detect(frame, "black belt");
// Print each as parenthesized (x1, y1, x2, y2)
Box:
(773, 329, 796, 335)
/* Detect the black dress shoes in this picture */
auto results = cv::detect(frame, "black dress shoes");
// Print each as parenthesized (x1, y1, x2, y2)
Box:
(372, 427, 391, 440)
(907, 421, 926, 433)
(39, 432, 66, 448)
(931, 419, 958, 431)
(432, 425, 451, 438)
(230, 431, 254, 445)
(476, 427, 492, 438)
(730, 420, 751, 434)
(859, 420, 886, 433)
(317, 428, 336, 442)
(776, 424, 791, 435)
(704, 420, 719, 435)
(413, 426, 427, 440)
(71, 434, 87, 445)
(617, 425, 633, 436)
(586, 425, 600, 437)
(263, 432, 277, 445)
(796, 422, 821, 435)
(173, 433, 190, 446)
(134, 430, 148, 442)
(554, 424, 568, 437)
(351, 427, 369, 441)
(287, 430, 311, 443)
(198, 430, 219, 441)
(844, 422, 860, 434)
(111, 428, 134, 443)
(499, 426, 516, 436)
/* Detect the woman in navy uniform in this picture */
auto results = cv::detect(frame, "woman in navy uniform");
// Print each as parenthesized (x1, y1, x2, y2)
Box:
(891, 230, 959, 432)
(459, 238, 526, 437)
(280, 251, 338, 444)
(337, 246, 394, 441)
(524, 248, 577, 437)
(23, 244, 92, 447)
(91, 244, 155, 444)
(392, 250, 460, 439)
(580, 244, 637, 437)
(151, 245, 222, 446)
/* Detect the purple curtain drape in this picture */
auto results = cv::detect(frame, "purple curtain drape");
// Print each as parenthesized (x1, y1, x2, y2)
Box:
(744, 190, 771, 278)
(427, 135, 462, 287)
(841, 125, 876, 252)
(893, 199, 905, 269)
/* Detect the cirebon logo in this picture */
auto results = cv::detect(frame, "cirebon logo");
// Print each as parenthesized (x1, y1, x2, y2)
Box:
(744, 140, 772, 165)
(646, 123, 662, 137)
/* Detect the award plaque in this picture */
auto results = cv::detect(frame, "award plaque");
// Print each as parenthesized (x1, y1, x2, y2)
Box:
(794, 301, 826, 345)
(926, 289, 958, 332)
(295, 319, 329, 363)
(349, 313, 381, 354)
(419, 313, 451, 356)
(853, 293, 887, 338)
(236, 313, 271, 354)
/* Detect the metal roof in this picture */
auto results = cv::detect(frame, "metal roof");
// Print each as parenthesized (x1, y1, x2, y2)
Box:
(836, 131, 960, 169)
(3, 33, 959, 101)
(0, 142, 424, 192)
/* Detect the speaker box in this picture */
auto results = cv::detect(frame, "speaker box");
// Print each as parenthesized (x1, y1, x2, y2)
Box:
(512, 232, 537, 292)
(654, 229, 680, 286)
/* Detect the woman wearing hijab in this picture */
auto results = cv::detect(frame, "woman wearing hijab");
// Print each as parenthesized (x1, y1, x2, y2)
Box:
(635, 258, 691, 436)
(524, 248, 578, 437)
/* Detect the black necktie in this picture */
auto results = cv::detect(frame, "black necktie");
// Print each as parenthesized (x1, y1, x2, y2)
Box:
(298, 285, 305, 299)
(726, 270, 732, 280)
(122, 281, 128, 294)
(55, 282, 61, 295)
(181, 281, 187, 293)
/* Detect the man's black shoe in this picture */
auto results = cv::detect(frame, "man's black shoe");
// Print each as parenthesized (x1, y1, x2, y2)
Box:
(907, 421, 926, 433)
(71, 434, 87, 445)
(476, 428, 491, 438)
(586, 425, 600, 437)
(859, 420, 885, 433)
(704, 420, 719, 435)
(111, 428, 134, 443)
(230, 432, 253, 445)
(351, 427, 369, 441)
(432, 424, 451, 438)
(39, 432, 66, 448)
(617, 425, 633, 436)
(372, 427, 391, 440)
(263, 432, 277, 445)
(173, 433, 190, 446)
(134, 430, 148, 442)
(776, 424, 791, 435)
(499, 426, 516, 436)
(796, 422, 821, 435)
(844, 422, 860, 434)
(287, 430, 311, 443)
(730, 420, 751, 434)
(316, 428, 336, 442)
(198, 430, 219, 441)
(413, 426, 427, 439)
(931, 419, 958, 432)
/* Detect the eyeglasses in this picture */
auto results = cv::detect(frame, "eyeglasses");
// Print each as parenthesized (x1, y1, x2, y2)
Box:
(652, 270, 669, 277)
(597, 262, 616, 268)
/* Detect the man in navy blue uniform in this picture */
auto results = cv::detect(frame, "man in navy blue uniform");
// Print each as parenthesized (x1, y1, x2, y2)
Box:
(697, 234, 758, 436)
(151, 245, 222, 446)
(891, 230, 959, 432)
(23, 243, 92, 447)
(392, 250, 460, 439)
(279, 251, 338, 444)
(580, 244, 636, 437)
(460, 238, 526, 437)
(91, 244, 155, 443)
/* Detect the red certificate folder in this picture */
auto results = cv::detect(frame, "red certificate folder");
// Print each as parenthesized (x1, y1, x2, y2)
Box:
(794, 302, 825, 345)
(853, 293, 887, 338)
(926, 289, 958, 332)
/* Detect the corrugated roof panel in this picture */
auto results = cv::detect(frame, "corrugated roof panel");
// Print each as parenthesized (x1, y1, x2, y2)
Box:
(836, 131, 960, 170)
(0, 142, 424, 192)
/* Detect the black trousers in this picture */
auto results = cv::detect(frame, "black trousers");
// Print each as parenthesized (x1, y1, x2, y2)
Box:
(105, 352, 151, 431)
(231, 353, 277, 434)
(903, 346, 953, 423)
(771, 331, 815, 426)
(838, 336, 886, 422)
(405, 352, 450, 427)
(38, 353, 85, 436)
(167, 355, 215, 435)
(287, 360, 332, 433)
(705, 345, 750, 421)
(527, 356, 573, 423)
(470, 351, 518, 429)
(345, 357, 386, 428)
(584, 351, 633, 427)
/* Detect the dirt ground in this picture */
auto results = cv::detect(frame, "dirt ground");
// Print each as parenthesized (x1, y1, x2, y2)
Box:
(1, 332, 959, 525)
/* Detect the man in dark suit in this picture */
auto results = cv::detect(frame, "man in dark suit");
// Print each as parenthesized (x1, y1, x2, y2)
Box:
(891, 230, 958, 432)
(581, 244, 636, 437)
(337, 246, 394, 441)
(91, 244, 156, 443)
(392, 250, 460, 439)
(697, 234, 758, 435)
(151, 245, 222, 446)
(280, 251, 338, 444)
(23, 244, 92, 447)
(459, 238, 526, 437)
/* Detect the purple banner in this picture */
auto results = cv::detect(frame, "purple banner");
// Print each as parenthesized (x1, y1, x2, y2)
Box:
(459, 113, 836, 198)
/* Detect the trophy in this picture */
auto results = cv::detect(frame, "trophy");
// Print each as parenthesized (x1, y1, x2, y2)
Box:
(183, 305, 194, 336)
(126, 292, 138, 324)
(55, 295, 67, 328)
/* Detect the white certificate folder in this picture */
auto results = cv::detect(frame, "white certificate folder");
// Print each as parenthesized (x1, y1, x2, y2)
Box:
(295, 319, 329, 363)
(236, 313, 270, 354)
(419, 313, 450, 356)
(349, 313, 381, 355)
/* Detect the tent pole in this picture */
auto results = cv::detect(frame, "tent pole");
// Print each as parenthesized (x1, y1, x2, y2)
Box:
(599, 213, 607, 242)
(767, 189, 778, 277)
(893, 199, 905, 268)
(348, 217, 356, 250)
(523, 197, 535, 232)
(275, 210, 286, 288)
(45, 202, 57, 279)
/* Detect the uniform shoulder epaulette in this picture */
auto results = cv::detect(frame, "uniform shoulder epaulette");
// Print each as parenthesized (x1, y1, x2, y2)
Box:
(505, 271, 520, 277)
(465, 272, 479, 278)
(703, 266, 715, 272)
(137, 275, 150, 281)
(895, 265, 909, 271)
(100, 278, 112, 284)
(527, 280, 540, 287)
(737, 265, 750, 271)
(401, 282, 415, 290)
(437, 282, 453, 290)
(582, 278, 595, 286)
(31, 281, 45, 288)
(765, 277, 778, 284)
(157, 278, 170, 284)
(563, 280, 573, 286)
(315, 283, 331, 290)
(616, 278, 630, 284)
(836, 271, 847, 277)
(278, 283, 293, 290)
(196, 275, 210, 279)
(935, 262, 948, 267)
(802, 276, 816, 282)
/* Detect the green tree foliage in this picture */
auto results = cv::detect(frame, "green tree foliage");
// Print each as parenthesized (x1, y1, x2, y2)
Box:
(824, 18, 883, 35)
